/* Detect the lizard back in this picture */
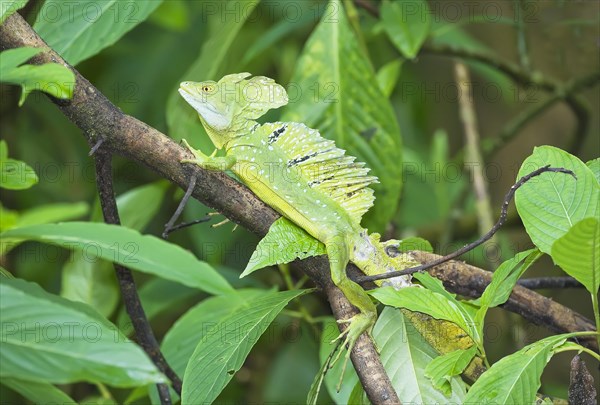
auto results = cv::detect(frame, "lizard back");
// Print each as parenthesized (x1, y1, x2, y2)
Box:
(226, 121, 378, 233)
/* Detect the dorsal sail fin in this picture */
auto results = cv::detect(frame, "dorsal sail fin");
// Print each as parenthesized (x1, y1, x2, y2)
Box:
(262, 122, 378, 222)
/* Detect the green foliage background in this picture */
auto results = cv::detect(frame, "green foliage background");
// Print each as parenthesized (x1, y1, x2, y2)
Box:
(1, 0, 598, 403)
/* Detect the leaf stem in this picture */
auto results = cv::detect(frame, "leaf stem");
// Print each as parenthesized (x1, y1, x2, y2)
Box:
(553, 344, 600, 362)
(95, 382, 113, 400)
(591, 292, 600, 350)
(280, 264, 319, 332)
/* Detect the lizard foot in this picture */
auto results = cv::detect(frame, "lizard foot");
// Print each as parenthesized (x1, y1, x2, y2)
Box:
(330, 311, 376, 392)
(180, 138, 212, 165)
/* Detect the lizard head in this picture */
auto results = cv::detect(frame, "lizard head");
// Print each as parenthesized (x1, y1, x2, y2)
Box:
(179, 73, 288, 147)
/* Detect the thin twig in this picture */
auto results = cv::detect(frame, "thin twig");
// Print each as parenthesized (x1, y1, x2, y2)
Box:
(162, 172, 203, 238)
(485, 72, 600, 157)
(357, 166, 576, 283)
(514, 0, 531, 72)
(518, 277, 583, 290)
(420, 43, 556, 91)
(454, 61, 498, 268)
(93, 148, 182, 400)
(164, 217, 212, 236)
(354, 0, 379, 17)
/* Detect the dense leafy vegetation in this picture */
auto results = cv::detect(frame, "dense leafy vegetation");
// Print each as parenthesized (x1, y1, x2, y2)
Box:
(1, 0, 598, 403)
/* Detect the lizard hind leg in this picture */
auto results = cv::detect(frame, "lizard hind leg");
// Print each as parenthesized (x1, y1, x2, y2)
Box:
(325, 234, 377, 391)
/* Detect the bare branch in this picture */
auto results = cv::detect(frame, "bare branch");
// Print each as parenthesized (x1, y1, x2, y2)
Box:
(92, 148, 182, 400)
(518, 277, 583, 290)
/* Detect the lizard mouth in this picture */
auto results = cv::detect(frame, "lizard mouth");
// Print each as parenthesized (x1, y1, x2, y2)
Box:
(178, 87, 218, 113)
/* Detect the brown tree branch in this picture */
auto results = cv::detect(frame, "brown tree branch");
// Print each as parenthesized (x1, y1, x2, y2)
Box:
(517, 277, 583, 290)
(93, 148, 179, 403)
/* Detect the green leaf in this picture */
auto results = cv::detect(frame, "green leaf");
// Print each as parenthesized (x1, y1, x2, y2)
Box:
(81, 397, 117, 405)
(60, 252, 118, 318)
(282, 0, 403, 231)
(0, 47, 75, 106)
(552, 217, 599, 295)
(376, 60, 403, 98)
(0, 266, 14, 278)
(463, 334, 574, 403)
(0, 139, 38, 190)
(587, 158, 600, 185)
(370, 287, 478, 344)
(166, 0, 260, 145)
(61, 182, 167, 318)
(241, 9, 316, 65)
(413, 272, 455, 299)
(424, 346, 477, 396)
(1, 222, 233, 295)
(0, 47, 41, 70)
(347, 382, 367, 405)
(1, 202, 90, 255)
(0, 157, 38, 190)
(0, 140, 7, 160)
(474, 249, 542, 328)
(114, 180, 169, 231)
(1, 377, 75, 404)
(318, 310, 468, 402)
(397, 236, 433, 253)
(0, 203, 19, 233)
(0, 277, 165, 386)
(159, 289, 264, 404)
(376, 308, 467, 402)
(0, 0, 28, 24)
(381, 0, 431, 59)
(33, 0, 163, 66)
(147, 1, 190, 32)
(515, 146, 599, 254)
(181, 289, 310, 404)
(241, 217, 325, 277)
(16, 202, 89, 227)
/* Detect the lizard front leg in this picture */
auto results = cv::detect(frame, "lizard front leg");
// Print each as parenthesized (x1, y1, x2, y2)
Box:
(181, 138, 236, 171)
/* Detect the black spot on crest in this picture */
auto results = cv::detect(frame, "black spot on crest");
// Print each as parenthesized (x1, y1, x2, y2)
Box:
(308, 175, 334, 187)
(268, 125, 287, 144)
(287, 152, 318, 167)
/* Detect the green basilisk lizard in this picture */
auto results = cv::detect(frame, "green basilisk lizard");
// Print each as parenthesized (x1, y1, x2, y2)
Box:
(178, 72, 414, 368)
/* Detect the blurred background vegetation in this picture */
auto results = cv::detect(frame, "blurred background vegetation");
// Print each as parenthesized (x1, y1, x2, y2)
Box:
(1, 0, 598, 402)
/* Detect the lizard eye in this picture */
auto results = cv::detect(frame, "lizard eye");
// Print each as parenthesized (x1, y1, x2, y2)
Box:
(202, 85, 212, 92)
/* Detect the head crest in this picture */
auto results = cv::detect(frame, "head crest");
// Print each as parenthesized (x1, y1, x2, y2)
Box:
(218, 73, 288, 121)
